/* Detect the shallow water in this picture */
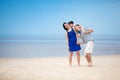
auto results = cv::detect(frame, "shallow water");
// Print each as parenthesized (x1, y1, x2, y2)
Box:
(0, 36, 120, 58)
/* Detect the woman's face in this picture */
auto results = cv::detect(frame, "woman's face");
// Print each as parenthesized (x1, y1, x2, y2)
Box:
(64, 23, 70, 29)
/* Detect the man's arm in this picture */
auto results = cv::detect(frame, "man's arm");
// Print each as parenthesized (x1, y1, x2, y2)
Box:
(79, 36, 85, 44)
(83, 29, 94, 34)
(81, 26, 94, 34)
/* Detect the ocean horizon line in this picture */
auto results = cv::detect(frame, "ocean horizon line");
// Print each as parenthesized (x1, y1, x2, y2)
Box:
(0, 34, 120, 40)
(0, 35, 120, 44)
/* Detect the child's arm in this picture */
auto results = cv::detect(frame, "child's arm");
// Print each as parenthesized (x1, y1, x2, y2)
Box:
(73, 28, 80, 45)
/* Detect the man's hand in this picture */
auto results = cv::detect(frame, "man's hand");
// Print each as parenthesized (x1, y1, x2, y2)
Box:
(77, 42, 80, 45)
(89, 29, 94, 32)
(79, 42, 85, 44)
(83, 29, 94, 34)
(77, 42, 85, 44)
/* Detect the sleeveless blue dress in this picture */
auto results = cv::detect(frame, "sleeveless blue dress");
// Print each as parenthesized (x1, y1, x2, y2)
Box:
(67, 28, 81, 52)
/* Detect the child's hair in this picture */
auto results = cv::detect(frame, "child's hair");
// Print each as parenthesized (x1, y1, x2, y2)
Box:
(68, 21, 74, 24)
(63, 22, 68, 31)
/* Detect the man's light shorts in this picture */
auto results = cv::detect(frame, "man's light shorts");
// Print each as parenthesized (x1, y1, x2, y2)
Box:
(84, 41, 94, 55)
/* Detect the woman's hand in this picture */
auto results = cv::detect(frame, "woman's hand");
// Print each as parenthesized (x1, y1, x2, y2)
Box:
(67, 46, 70, 51)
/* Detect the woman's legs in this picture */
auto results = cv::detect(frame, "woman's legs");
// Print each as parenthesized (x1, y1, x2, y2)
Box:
(76, 51, 80, 66)
(69, 52, 73, 66)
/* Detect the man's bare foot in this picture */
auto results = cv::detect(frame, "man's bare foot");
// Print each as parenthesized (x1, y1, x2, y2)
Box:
(88, 63, 92, 67)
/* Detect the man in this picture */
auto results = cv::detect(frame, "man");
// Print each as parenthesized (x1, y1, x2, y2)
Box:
(74, 24, 94, 67)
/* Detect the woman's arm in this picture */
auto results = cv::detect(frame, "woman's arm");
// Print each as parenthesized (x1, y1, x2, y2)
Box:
(65, 32, 69, 49)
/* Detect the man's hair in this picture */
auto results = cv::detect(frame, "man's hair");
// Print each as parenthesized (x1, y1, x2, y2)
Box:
(68, 21, 74, 24)
(63, 22, 68, 31)
(75, 24, 80, 26)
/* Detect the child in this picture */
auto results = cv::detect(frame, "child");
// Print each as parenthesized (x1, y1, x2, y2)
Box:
(63, 22, 81, 66)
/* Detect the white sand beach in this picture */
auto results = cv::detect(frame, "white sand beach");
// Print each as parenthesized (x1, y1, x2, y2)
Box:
(0, 55, 120, 80)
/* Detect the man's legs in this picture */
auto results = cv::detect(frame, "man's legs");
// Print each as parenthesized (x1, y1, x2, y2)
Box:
(76, 51, 80, 66)
(85, 53, 92, 67)
(84, 41, 94, 67)
(69, 52, 73, 66)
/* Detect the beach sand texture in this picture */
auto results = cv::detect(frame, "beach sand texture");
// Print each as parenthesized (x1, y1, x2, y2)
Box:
(0, 55, 120, 80)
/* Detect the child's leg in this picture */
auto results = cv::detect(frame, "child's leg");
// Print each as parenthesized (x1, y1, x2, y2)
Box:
(85, 53, 92, 66)
(69, 52, 73, 66)
(76, 51, 80, 66)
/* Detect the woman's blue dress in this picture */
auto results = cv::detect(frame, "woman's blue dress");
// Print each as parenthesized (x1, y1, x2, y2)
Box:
(67, 28, 81, 52)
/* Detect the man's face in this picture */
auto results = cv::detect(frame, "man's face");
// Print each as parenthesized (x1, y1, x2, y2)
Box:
(75, 26, 82, 31)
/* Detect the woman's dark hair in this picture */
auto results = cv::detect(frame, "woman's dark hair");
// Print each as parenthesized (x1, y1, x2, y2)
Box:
(63, 22, 68, 31)
(68, 21, 74, 24)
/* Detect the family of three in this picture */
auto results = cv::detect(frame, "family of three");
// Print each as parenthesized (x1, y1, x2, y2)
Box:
(63, 21, 94, 67)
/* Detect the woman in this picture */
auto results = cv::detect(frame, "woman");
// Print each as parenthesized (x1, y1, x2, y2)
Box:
(63, 22, 81, 66)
